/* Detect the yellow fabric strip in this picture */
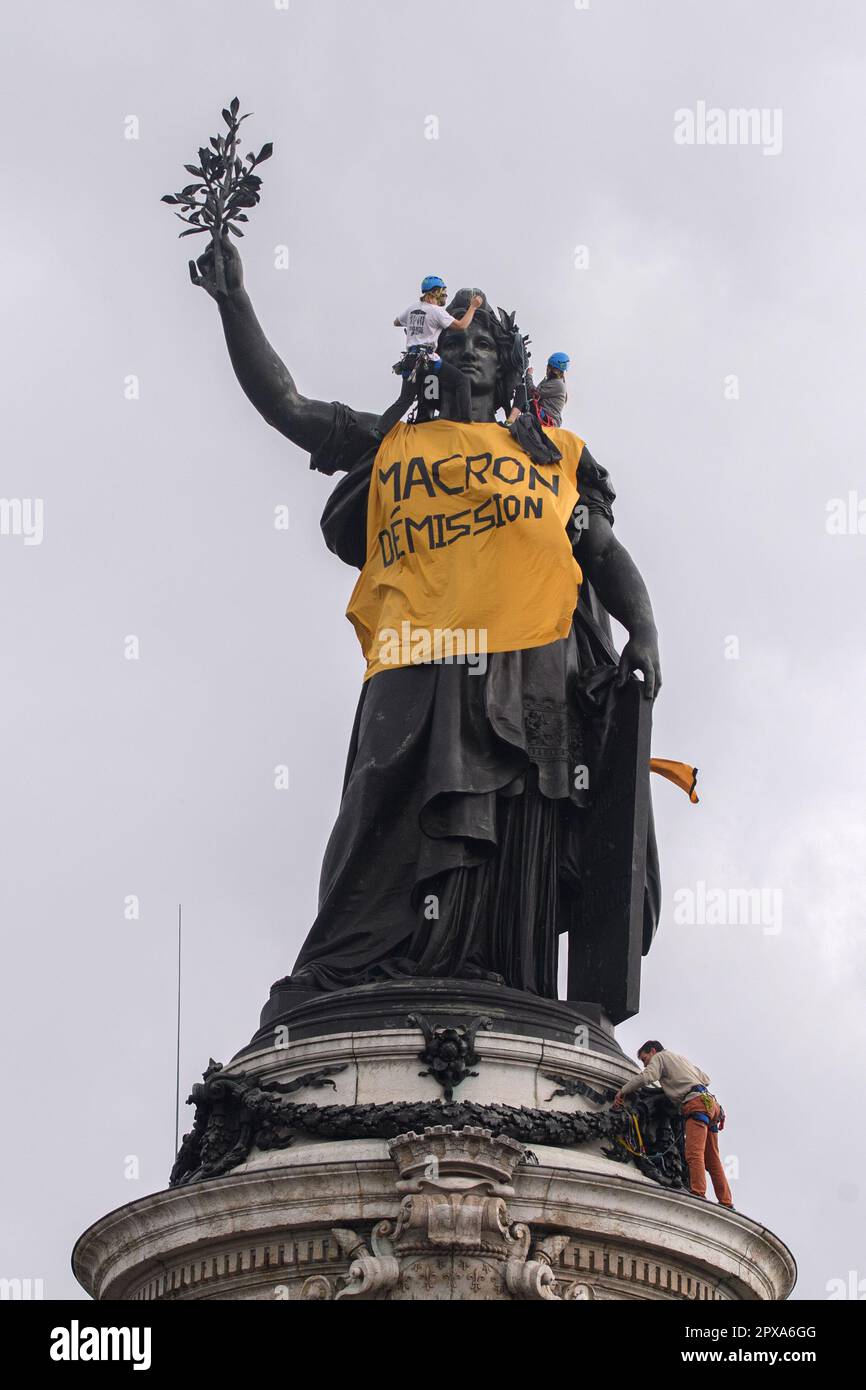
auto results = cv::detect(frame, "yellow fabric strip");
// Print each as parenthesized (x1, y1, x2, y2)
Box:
(650, 758, 699, 804)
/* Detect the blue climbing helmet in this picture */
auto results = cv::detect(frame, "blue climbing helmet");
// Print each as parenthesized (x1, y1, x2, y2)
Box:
(548, 352, 570, 372)
(421, 275, 446, 294)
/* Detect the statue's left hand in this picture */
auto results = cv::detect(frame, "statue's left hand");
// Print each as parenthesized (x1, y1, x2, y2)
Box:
(617, 632, 662, 700)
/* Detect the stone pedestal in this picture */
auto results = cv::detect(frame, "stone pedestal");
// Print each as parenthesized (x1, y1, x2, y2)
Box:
(73, 980, 796, 1302)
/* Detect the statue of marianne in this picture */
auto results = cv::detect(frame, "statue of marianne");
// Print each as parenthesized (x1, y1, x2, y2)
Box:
(190, 237, 662, 1000)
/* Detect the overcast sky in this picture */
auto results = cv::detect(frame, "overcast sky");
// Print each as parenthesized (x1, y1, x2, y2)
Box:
(1, 0, 864, 1301)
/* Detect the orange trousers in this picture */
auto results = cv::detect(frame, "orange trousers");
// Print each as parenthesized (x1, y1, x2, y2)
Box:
(681, 1096, 733, 1205)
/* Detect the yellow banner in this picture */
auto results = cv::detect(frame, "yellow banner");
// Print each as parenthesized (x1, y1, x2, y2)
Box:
(347, 420, 586, 678)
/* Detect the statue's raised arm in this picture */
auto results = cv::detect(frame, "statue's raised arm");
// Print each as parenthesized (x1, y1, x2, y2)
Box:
(189, 235, 380, 457)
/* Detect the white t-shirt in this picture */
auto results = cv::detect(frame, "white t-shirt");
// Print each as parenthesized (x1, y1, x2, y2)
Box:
(397, 300, 455, 360)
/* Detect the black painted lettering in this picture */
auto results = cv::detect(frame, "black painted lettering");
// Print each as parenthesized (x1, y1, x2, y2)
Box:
(405, 514, 434, 553)
(378, 529, 395, 566)
(377, 459, 402, 503)
(445, 509, 471, 544)
(473, 498, 497, 534)
(465, 452, 492, 488)
(431, 454, 464, 495)
(403, 456, 436, 499)
(528, 465, 559, 494)
(493, 455, 525, 486)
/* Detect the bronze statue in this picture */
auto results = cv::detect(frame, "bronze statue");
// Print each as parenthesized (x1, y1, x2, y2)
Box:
(189, 234, 662, 1018)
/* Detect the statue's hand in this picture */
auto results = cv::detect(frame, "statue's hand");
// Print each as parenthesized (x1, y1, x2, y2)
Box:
(617, 631, 662, 701)
(188, 233, 244, 301)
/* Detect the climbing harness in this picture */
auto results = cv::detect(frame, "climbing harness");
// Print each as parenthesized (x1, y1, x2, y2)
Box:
(682, 1084, 725, 1133)
(394, 345, 435, 381)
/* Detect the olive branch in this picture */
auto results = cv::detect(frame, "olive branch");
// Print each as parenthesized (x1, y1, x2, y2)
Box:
(161, 96, 273, 293)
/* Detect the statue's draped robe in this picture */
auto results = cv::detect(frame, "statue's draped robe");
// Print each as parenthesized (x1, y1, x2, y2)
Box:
(291, 406, 660, 996)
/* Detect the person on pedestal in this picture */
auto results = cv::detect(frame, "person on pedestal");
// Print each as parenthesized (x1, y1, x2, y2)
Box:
(612, 1040, 734, 1208)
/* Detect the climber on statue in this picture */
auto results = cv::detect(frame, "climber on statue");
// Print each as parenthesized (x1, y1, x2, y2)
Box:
(377, 275, 483, 435)
(612, 1040, 734, 1209)
(507, 350, 569, 429)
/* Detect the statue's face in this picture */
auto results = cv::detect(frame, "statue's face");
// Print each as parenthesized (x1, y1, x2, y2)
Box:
(438, 318, 500, 396)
